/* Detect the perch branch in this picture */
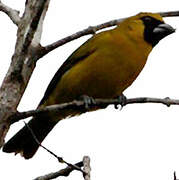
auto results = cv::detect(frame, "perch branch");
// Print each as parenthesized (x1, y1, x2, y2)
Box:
(9, 96, 179, 123)
(33, 161, 83, 180)
(0, 1, 21, 25)
(38, 10, 179, 58)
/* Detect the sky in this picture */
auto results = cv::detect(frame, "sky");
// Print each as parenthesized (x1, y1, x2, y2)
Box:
(0, 0, 179, 180)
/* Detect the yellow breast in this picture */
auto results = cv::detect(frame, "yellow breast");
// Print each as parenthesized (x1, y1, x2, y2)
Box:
(45, 28, 152, 106)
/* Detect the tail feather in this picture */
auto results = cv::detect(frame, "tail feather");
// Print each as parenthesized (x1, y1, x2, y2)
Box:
(3, 116, 57, 159)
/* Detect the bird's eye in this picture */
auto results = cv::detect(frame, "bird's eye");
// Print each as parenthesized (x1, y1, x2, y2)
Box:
(142, 16, 152, 23)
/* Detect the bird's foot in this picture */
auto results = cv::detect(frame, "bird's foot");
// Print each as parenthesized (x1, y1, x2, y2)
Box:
(79, 95, 96, 110)
(114, 94, 127, 110)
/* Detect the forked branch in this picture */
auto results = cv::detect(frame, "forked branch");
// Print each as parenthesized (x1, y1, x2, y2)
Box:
(0, 1, 20, 25)
(0, 0, 50, 148)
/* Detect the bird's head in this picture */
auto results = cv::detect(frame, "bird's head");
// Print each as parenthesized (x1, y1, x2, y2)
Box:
(120, 12, 175, 47)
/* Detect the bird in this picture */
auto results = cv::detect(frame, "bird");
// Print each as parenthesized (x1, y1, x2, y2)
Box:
(3, 12, 175, 159)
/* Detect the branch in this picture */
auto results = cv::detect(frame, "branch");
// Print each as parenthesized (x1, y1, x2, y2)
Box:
(33, 161, 83, 180)
(0, 1, 21, 25)
(159, 10, 179, 17)
(20, 1, 47, 54)
(38, 10, 179, 58)
(83, 156, 91, 180)
(25, 122, 85, 174)
(37, 18, 124, 58)
(9, 96, 179, 123)
(31, 0, 50, 46)
(0, 0, 50, 148)
(25, 122, 88, 180)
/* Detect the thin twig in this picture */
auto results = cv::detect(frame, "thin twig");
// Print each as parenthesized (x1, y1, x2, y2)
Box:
(33, 161, 83, 180)
(38, 10, 179, 58)
(24, 122, 85, 174)
(0, 1, 21, 25)
(10, 96, 179, 123)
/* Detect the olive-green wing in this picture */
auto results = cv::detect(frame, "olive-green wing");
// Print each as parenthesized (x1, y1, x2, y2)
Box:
(39, 37, 97, 105)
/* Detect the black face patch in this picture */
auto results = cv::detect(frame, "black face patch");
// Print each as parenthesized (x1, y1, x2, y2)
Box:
(141, 16, 164, 46)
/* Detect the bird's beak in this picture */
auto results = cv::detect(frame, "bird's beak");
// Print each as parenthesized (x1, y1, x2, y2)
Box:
(153, 23, 175, 36)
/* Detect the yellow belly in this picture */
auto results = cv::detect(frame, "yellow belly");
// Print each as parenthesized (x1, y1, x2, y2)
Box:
(45, 42, 150, 106)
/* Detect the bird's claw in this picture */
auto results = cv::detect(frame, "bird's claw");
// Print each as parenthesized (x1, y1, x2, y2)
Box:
(79, 95, 96, 110)
(115, 94, 127, 110)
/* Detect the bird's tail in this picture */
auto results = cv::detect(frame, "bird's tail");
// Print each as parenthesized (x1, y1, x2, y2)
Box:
(2, 115, 57, 159)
